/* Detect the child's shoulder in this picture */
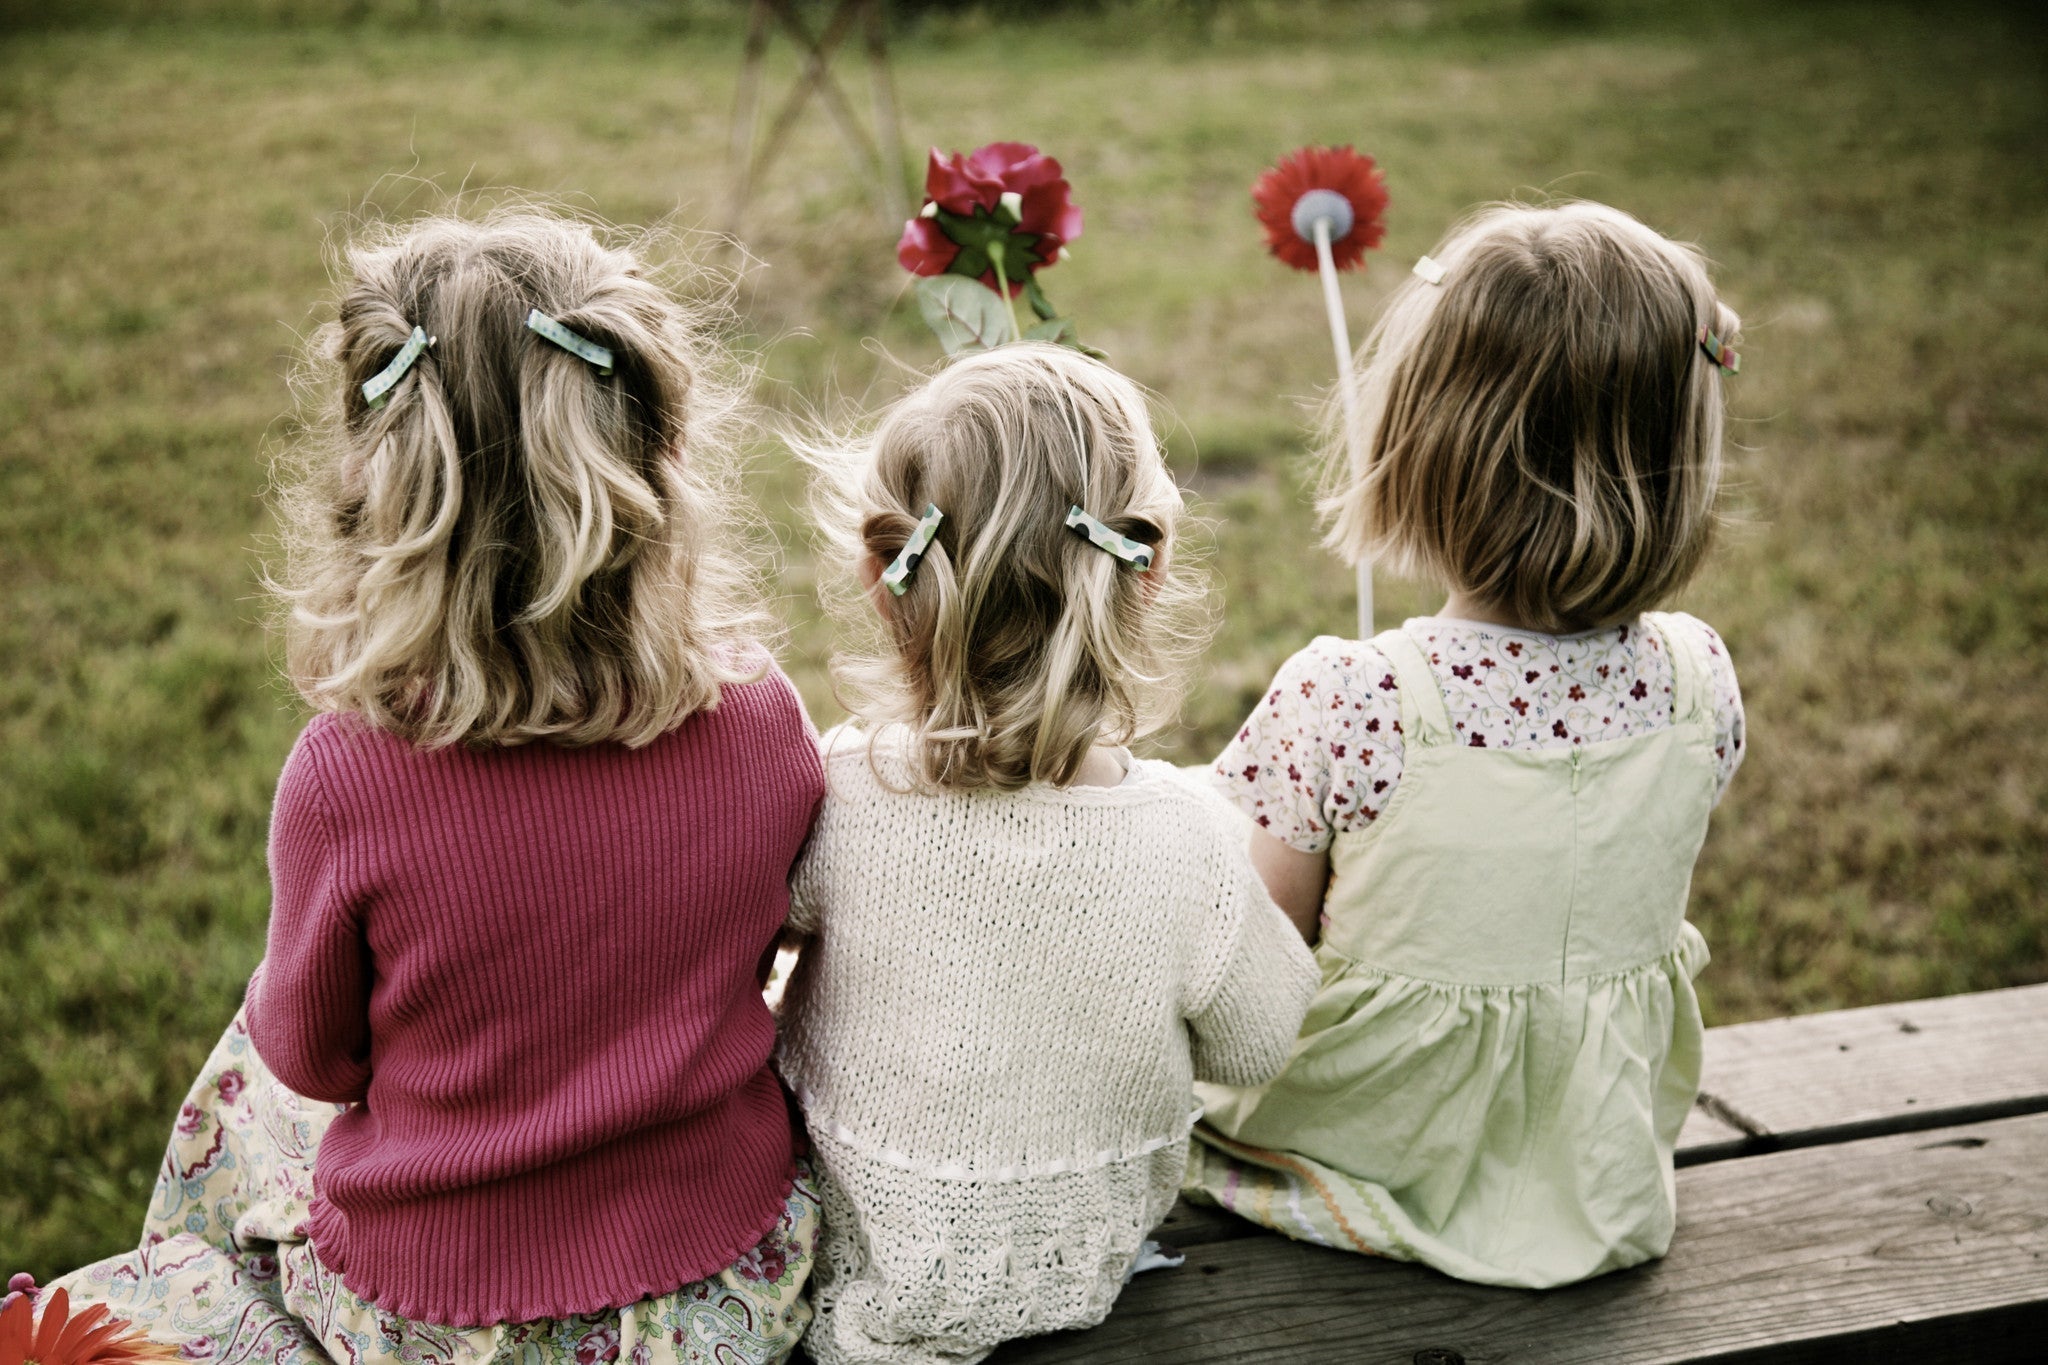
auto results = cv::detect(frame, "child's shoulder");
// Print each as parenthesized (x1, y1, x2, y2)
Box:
(1124, 758, 1266, 852)
(711, 652, 811, 724)
(1241, 633, 1405, 729)
(815, 729, 1241, 836)
(815, 721, 882, 770)
(1651, 610, 1735, 662)
(1283, 633, 1403, 694)
(287, 709, 401, 772)
(1642, 610, 1741, 696)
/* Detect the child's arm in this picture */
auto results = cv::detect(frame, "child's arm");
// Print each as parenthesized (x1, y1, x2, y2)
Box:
(1249, 828, 1328, 941)
(1208, 638, 1395, 945)
(1696, 619, 1747, 804)
(246, 739, 372, 1105)
(1185, 846, 1320, 1089)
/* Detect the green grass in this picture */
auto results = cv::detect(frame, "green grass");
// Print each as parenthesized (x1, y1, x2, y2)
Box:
(4, 0, 2045, 1277)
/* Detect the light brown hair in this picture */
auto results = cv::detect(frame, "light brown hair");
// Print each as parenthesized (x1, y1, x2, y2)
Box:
(1324, 200, 1741, 632)
(807, 344, 1209, 790)
(273, 210, 767, 748)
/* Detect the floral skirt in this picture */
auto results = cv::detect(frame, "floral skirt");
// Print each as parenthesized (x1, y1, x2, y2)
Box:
(52, 1005, 819, 1365)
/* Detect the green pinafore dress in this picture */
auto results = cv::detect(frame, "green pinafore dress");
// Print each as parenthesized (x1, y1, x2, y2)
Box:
(1188, 612, 1718, 1288)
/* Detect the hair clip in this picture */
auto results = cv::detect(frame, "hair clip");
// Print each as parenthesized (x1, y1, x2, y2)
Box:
(1065, 506, 1154, 570)
(526, 309, 614, 375)
(882, 504, 945, 597)
(361, 326, 435, 409)
(1412, 255, 1447, 286)
(1697, 324, 1740, 376)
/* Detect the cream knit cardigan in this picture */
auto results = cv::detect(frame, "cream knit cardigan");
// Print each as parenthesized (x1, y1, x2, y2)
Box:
(778, 728, 1319, 1365)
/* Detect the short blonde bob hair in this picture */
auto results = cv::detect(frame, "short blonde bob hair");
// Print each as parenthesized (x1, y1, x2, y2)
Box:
(1324, 200, 1741, 632)
(274, 210, 767, 748)
(808, 343, 1208, 791)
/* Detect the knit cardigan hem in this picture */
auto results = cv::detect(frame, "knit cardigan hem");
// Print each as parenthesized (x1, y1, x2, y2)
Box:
(787, 1081, 1205, 1183)
(303, 1159, 802, 1329)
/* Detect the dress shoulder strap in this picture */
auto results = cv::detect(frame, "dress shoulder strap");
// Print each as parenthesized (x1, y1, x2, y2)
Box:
(1644, 612, 1715, 728)
(1372, 628, 1454, 748)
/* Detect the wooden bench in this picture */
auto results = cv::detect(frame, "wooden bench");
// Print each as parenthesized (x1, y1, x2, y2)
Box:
(992, 982, 2048, 1364)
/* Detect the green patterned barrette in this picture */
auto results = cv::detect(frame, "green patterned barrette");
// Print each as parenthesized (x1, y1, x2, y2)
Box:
(1065, 506, 1154, 570)
(361, 326, 435, 409)
(1697, 324, 1740, 376)
(526, 309, 614, 375)
(882, 504, 945, 597)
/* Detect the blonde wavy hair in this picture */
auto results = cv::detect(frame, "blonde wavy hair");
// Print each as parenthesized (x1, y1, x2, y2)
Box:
(272, 209, 769, 748)
(1323, 200, 1741, 632)
(807, 344, 1209, 791)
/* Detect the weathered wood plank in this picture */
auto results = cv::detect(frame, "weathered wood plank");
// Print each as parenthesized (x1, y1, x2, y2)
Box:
(995, 1111, 2048, 1364)
(1683, 981, 2048, 1160)
(1152, 1195, 1260, 1249)
(1675, 1102, 1747, 1159)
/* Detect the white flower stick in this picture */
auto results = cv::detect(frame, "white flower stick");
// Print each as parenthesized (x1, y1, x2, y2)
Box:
(1309, 213, 1372, 638)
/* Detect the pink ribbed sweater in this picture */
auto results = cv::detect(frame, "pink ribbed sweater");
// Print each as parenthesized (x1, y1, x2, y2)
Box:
(248, 668, 825, 1327)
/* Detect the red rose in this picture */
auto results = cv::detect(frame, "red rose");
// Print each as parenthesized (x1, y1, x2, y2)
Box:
(897, 141, 1083, 294)
(895, 215, 959, 277)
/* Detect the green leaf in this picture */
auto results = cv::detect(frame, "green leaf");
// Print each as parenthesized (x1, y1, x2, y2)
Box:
(934, 206, 1040, 283)
(1023, 316, 1104, 359)
(1024, 276, 1058, 321)
(917, 275, 1012, 354)
(1024, 317, 1076, 345)
(945, 244, 992, 281)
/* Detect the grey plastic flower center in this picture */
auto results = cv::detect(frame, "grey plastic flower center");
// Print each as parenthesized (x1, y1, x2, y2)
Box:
(1291, 188, 1355, 243)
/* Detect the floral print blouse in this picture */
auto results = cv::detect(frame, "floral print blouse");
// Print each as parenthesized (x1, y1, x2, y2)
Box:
(1213, 614, 1746, 854)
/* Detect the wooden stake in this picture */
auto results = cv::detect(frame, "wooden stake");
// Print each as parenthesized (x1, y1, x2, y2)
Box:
(864, 0, 909, 225)
(723, 0, 900, 237)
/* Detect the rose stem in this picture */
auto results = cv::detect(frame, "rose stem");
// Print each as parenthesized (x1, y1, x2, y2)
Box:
(1312, 214, 1373, 638)
(991, 250, 1024, 343)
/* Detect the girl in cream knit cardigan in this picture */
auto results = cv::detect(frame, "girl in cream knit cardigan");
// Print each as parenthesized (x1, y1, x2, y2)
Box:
(780, 345, 1317, 1365)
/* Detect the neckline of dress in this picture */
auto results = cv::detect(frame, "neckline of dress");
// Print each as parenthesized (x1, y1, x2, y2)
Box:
(1407, 614, 1628, 642)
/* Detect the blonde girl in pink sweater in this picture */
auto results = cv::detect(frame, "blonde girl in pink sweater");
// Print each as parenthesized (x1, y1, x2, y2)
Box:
(51, 211, 826, 1365)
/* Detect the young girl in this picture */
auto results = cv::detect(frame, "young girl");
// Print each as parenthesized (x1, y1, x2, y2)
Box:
(56, 212, 825, 1364)
(1191, 201, 1748, 1289)
(779, 344, 1320, 1364)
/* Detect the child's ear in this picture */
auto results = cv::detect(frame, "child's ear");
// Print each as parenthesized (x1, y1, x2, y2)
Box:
(1141, 543, 1169, 606)
(859, 553, 893, 621)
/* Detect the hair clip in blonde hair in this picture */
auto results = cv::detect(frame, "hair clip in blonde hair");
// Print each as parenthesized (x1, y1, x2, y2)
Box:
(361, 326, 435, 409)
(1697, 324, 1740, 375)
(1412, 255, 1447, 285)
(526, 309, 614, 375)
(882, 504, 945, 597)
(1065, 506, 1154, 570)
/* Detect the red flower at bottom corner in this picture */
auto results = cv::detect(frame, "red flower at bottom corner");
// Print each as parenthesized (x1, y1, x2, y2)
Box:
(1252, 145, 1389, 272)
(0, 1285, 179, 1365)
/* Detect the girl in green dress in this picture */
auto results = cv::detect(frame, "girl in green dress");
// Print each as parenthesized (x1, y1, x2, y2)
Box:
(1193, 200, 1749, 1288)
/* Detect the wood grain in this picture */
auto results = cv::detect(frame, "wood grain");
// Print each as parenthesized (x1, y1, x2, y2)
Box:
(1686, 982, 2048, 1157)
(995, 1111, 2048, 1364)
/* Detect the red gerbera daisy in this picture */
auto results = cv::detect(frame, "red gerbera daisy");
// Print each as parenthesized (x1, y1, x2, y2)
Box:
(0, 1283, 178, 1365)
(1251, 145, 1389, 272)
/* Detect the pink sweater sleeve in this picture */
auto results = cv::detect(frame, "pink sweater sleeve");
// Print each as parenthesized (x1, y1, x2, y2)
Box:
(249, 726, 372, 1104)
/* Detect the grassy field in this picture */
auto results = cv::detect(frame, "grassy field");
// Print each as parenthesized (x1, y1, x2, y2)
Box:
(4, 0, 2045, 1277)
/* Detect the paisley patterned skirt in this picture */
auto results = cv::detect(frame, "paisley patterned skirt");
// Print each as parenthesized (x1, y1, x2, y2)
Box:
(52, 1006, 819, 1365)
